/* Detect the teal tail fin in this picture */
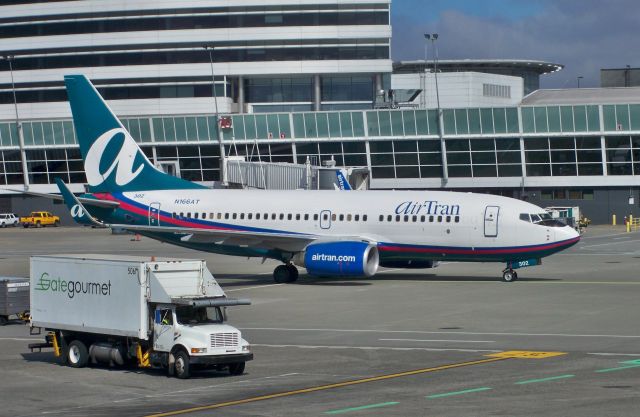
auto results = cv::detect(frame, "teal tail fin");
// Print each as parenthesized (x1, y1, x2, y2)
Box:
(64, 75, 204, 193)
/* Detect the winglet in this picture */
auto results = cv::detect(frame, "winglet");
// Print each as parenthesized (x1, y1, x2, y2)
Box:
(54, 177, 106, 227)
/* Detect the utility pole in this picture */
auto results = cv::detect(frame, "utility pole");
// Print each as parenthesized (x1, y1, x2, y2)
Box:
(2, 54, 29, 190)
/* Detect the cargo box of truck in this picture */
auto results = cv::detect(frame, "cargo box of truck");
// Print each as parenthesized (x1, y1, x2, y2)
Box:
(30, 254, 252, 379)
(0, 277, 30, 325)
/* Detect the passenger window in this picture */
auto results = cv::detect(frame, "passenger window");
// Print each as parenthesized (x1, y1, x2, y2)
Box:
(296, 214, 301, 220)
(332, 214, 336, 221)
(287, 213, 292, 220)
(314, 214, 319, 221)
(179, 212, 184, 217)
(347, 214, 352, 221)
(519, 213, 531, 222)
(157, 309, 173, 325)
(272, 213, 276, 220)
(209, 213, 214, 219)
(437, 215, 443, 222)
(248, 213, 252, 220)
(429, 215, 434, 222)
(187, 213, 192, 218)
(304, 214, 309, 221)
(363, 215, 367, 221)
(279, 213, 284, 220)
(202, 212, 206, 219)
(455, 216, 460, 223)
(404, 215, 409, 222)
(446, 216, 451, 223)
(354, 214, 360, 221)
(256, 213, 260, 220)
(194, 213, 199, 219)
(225, 213, 229, 219)
(395, 215, 400, 222)
(322, 213, 328, 221)
(232, 213, 237, 220)
(412, 215, 417, 222)
(240, 213, 245, 220)
(379, 215, 384, 221)
(217, 213, 221, 219)
(172, 212, 176, 218)
(339, 214, 344, 221)
(387, 215, 392, 222)
(420, 215, 425, 222)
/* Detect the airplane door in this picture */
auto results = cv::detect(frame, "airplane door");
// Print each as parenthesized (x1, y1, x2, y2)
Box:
(319, 210, 332, 229)
(149, 202, 161, 226)
(484, 206, 500, 237)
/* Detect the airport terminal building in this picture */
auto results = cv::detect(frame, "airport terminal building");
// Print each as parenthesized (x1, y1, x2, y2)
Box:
(1, 0, 639, 223)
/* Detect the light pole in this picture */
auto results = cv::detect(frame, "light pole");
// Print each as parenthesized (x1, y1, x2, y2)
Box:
(203, 45, 226, 185)
(577, 76, 583, 88)
(424, 33, 447, 184)
(2, 54, 29, 190)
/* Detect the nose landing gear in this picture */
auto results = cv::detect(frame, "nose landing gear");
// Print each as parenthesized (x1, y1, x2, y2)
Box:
(502, 268, 518, 282)
(273, 263, 299, 283)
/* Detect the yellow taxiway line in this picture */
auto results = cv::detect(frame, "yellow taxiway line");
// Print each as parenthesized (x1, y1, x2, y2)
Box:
(146, 356, 510, 417)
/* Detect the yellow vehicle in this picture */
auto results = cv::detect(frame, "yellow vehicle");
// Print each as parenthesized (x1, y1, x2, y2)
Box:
(20, 211, 60, 228)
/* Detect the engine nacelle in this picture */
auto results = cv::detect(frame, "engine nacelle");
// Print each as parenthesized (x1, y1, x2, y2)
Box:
(293, 241, 379, 277)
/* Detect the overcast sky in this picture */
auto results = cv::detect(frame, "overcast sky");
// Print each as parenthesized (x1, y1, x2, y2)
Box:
(391, 0, 639, 89)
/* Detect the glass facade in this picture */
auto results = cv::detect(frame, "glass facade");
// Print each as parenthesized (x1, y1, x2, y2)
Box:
(4, 103, 640, 186)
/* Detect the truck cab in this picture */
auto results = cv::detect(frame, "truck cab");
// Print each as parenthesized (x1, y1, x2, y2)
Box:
(152, 304, 251, 378)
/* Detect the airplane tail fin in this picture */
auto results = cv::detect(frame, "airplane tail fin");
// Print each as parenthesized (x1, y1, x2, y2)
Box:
(64, 75, 204, 193)
(335, 169, 352, 190)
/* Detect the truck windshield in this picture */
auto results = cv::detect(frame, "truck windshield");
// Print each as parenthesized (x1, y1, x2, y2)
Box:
(175, 307, 223, 325)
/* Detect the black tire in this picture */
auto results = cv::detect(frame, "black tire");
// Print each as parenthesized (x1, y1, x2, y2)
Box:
(502, 270, 517, 282)
(67, 340, 89, 368)
(174, 351, 191, 379)
(273, 264, 292, 283)
(23, 224, 28, 228)
(35, 221, 42, 228)
(54, 220, 60, 227)
(286, 264, 299, 282)
(0, 316, 8, 326)
(228, 362, 245, 376)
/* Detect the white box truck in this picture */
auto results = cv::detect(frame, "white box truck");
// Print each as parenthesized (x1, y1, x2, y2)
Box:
(29, 255, 252, 379)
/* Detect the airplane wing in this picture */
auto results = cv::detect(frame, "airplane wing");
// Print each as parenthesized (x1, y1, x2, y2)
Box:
(3, 187, 119, 209)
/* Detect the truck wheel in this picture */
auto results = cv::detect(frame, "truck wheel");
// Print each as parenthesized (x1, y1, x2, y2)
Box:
(36, 221, 42, 228)
(23, 224, 28, 228)
(54, 220, 60, 227)
(228, 362, 245, 376)
(67, 340, 89, 368)
(174, 351, 191, 379)
(0, 316, 8, 326)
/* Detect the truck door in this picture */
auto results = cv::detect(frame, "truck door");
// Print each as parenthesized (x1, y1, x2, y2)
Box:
(319, 210, 332, 229)
(153, 306, 174, 352)
(484, 206, 500, 237)
(149, 202, 161, 226)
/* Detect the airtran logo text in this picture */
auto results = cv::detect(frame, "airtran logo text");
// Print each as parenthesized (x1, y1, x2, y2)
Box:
(311, 254, 357, 263)
(85, 127, 148, 187)
(35, 272, 112, 299)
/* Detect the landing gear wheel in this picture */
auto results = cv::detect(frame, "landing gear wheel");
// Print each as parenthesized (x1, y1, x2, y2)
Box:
(228, 362, 245, 375)
(502, 270, 518, 282)
(174, 351, 191, 379)
(286, 264, 299, 282)
(67, 340, 89, 368)
(273, 264, 297, 283)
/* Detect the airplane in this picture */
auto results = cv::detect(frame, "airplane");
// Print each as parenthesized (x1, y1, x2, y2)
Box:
(47, 74, 580, 284)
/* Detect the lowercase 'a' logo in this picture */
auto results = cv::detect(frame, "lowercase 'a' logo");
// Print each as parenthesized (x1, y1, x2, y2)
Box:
(70, 204, 84, 218)
(85, 128, 146, 187)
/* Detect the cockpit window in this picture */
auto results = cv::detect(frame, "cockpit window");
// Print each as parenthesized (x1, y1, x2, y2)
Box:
(532, 212, 565, 227)
(519, 213, 531, 222)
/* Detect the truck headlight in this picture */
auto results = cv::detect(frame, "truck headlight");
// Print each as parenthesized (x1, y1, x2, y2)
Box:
(242, 345, 251, 352)
(191, 347, 207, 354)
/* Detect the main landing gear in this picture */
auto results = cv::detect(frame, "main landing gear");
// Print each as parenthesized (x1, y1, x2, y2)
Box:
(501, 268, 518, 282)
(273, 263, 299, 283)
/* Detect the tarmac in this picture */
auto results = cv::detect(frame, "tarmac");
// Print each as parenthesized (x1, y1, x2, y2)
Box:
(1, 225, 639, 416)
